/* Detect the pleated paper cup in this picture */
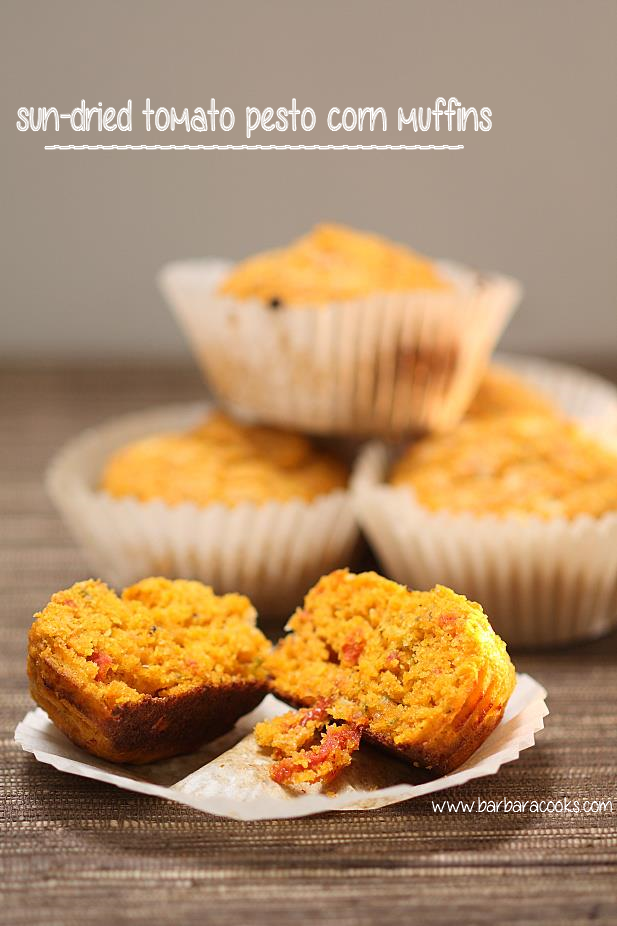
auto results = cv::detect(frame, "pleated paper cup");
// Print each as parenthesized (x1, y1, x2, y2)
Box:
(352, 440, 617, 651)
(16, 674, 548, 821)
(46, 402, 374, 617)
(158, 259, 521, 438)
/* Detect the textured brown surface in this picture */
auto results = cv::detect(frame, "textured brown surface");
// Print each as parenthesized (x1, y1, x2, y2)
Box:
(1, 365, 617, 926)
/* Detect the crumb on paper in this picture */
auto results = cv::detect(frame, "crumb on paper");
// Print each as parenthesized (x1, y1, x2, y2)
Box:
(255, 703, 365, 788)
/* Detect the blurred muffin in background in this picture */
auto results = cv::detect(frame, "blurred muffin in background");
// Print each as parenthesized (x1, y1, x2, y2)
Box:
(159, 223, 521, 437)
(47, 404, 368, 617)
(354, 414, 617, 647)
(467, 365, 556, 421)
(390, 414, 617, 520)
(218, 223, 450, 306)
(102, 411, 348, 507)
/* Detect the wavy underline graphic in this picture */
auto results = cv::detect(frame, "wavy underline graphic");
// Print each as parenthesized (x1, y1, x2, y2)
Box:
(44, 143, 464, 151)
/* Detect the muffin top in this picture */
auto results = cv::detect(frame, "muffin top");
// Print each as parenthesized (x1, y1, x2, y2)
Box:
(391, 415, 617, 519)
(467, 366, 556, 420)
(218, 223, 449, 306)
(101, 411, 348, 507)
(28, 577, 270, 707)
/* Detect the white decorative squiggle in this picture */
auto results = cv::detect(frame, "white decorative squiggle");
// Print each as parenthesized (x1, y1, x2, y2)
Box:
(44, 144, 464, 151)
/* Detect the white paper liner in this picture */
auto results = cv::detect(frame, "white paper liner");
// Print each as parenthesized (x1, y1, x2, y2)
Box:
(15, 673, 547, 821)
(497, 352, 617, 433)
(352, 438, 617, 649)
(158, 259, 521, 438)
(46, 402, 376, 616)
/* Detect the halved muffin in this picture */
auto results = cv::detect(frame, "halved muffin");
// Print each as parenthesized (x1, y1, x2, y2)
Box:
(28, 577, 270, 763)
(265, 569, 515, 776)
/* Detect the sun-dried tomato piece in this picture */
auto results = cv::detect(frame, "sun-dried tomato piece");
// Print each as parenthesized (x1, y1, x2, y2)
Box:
(438, 613, 460, 632)
(340, 631, 366, 667)
(297, 698, 331, 727)
(87, 649, 113, 681)
(270, 722, 363, 786)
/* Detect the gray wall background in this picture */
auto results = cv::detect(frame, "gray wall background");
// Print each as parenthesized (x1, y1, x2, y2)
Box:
(2, 0, 616, 362)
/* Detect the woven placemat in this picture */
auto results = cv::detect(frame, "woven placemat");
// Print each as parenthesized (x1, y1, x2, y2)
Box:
(2, 365, 616, 926)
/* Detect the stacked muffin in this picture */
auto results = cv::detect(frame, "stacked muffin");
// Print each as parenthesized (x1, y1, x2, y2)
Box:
(36, 221, 617, 788)
(161, 223, 521, 436)
(47, 224, 617, 645)
(46, 224, 617, 649)
(354, 370, 617, 646)
(48, 224, 520, 616)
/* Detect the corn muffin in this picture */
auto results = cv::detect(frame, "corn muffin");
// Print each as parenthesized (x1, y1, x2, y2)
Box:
(218, 223, 449, 306)
(467, 366, 556, 420)
(101, 411, 348, 507)
(28, 577, 270, 763)
(391, 414, 617, 519)
(265, 570, 515, 776)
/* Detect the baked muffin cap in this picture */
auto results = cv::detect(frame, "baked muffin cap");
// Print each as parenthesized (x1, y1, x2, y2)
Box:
(391, 414, 617, 520)
(218, 223, 449, 306)
(467, 365, 556, 420)
(101, 412, 348, 507)
(266, 569, 515, 775)
(28, 577, 270, 763)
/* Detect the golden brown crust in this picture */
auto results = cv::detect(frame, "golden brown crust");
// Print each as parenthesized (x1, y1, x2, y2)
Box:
(363, 681, 507, 775)
(28, 652, 265, 764)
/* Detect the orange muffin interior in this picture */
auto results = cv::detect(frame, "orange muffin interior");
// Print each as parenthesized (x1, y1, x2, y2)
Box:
(101, 411, 348, 507)
(391, 414, 617, 519)
(29, 577, 270, 711)
(218, 223, 449, 306)
(265, 569, 515, 776)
